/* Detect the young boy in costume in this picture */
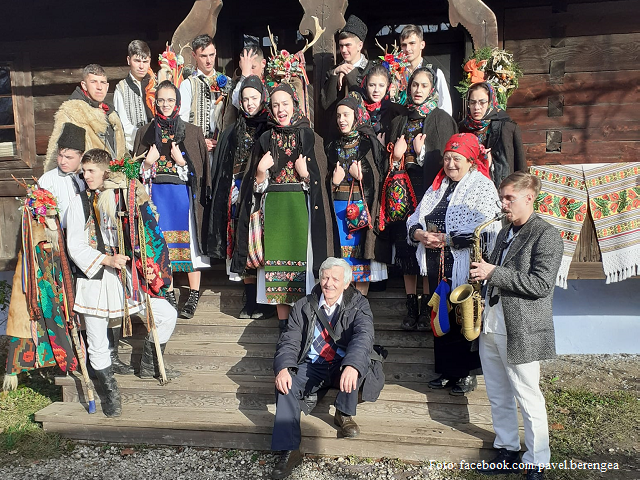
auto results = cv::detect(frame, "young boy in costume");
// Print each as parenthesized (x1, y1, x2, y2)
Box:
(114, 40, 157, 152)
(66, 149, 178, 417)
(321, 15, 370, 112)
(397, 24, 453, 115)
(179, 34, 231, 152)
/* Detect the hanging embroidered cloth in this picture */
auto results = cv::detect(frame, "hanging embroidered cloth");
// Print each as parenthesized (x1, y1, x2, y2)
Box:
(530, 163, 640, 287)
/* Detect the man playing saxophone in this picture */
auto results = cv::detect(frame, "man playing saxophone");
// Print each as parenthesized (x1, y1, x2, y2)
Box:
(470, 172, 563, 480)
(406, 133, 501, 396)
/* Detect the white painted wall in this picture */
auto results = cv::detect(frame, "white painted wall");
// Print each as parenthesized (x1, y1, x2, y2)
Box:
(553, 279, 640, 355)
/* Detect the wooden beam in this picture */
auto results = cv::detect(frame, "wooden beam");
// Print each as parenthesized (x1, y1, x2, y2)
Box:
(448, 0, 499, 49)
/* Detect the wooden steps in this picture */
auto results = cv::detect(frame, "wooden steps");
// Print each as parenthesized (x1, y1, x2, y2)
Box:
(35, 276, 507, 462)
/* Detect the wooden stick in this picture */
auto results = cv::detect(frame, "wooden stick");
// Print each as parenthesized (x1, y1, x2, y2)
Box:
(69, 324, 96, 414)
(147, 297, 168, 385)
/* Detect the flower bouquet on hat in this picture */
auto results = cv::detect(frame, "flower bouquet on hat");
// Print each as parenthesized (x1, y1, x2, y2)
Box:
(374, 40, 411, 104)
(455, 47, 522, 109)
(158, 43, 186, 87)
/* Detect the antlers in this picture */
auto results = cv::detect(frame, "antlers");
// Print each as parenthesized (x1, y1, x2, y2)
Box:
(299, 15, 326, 55)
(267, 25, 278, 56)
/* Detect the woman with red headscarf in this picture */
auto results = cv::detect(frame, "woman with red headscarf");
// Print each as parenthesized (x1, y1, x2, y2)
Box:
(406, 133, 501, 396)
(134, 80, 209, 320)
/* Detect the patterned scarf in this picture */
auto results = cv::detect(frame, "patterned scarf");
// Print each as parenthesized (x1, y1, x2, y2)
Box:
(337, 92, 374, 141)
(431, 133, 492, 190)
(235, 76, 269, 170)
(461, 82, 502, 144)
(267, 83, 309, 130)
(406, 67, 439, 119)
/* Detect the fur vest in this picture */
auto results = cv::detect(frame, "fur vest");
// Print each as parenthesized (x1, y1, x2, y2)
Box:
(44, 99, 126, 172)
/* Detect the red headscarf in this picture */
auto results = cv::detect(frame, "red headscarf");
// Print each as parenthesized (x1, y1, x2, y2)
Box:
(431, 133, 491, 190)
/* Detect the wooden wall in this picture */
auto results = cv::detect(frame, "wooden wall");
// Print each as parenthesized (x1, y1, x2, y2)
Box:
(493, 0, 640, 276)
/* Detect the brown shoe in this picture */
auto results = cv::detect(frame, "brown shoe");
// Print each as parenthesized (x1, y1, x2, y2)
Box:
(334, 410, 360, 438)
(272, 450, 303, 479)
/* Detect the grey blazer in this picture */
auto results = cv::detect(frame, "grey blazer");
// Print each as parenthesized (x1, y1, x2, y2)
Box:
(487, 213, 563, 364)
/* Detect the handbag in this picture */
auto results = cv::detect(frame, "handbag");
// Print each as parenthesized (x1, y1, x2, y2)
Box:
(246, 195, 265, 269)
(345, 178, 372, 239)
(428, 246, 452, 337)
(378, 143, 417, 231)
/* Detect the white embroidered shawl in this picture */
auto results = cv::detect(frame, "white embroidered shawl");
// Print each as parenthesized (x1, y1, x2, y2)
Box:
(406, 170, 502, 289)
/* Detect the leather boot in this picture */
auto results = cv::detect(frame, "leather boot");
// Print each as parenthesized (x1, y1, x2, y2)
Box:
(164, 289, 178, 311)
(271, 450, 303, 479)
(475, 448, 520, 474)
(334, 410, 360, 438)
(180, 289, 200, 319)
(94, 365, 122, 417)
(417, 294, 432, 331)
(401, 294, 419, 330)
(108, 327, 134, 375)
(138, 335, 180, 380)
(239, 282, 256, 319)
(450, 375, 478, 396)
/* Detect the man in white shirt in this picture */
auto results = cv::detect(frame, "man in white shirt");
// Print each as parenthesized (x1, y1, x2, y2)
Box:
(114, 40, 156, 152)
(38, 123, 86, 229)
(179, 34, 231, 153)
(471, 172, 563, 480)
(397, 24, 453, 115)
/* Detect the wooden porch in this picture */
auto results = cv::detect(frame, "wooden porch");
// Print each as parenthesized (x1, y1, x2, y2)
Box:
(34, 271, 513, 462)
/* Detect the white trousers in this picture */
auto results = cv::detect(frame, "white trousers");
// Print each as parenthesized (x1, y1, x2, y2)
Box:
(84, 297, 177, 371)
(479, 332, 551, 467)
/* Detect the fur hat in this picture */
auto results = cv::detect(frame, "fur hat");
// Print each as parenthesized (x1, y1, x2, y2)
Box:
(342, 15, 367, 42)
(57, 123, 86, 152)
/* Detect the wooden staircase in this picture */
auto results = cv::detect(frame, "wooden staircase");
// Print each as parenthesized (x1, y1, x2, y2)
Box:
(35, 272, 502, 461)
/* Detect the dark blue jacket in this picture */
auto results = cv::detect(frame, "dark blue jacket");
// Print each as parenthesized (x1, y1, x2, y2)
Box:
(274, 284, 375, 381)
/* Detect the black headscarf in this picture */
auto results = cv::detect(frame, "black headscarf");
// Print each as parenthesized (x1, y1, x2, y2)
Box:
(238, 75, 269, 129)
(154, 80, 185, 151)
(336, 92, 376, 140)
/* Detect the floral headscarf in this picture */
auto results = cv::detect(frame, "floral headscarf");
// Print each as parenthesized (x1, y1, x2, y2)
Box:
(431, 133, 491, 190)
(406, 67, 439, 118)
(461, 82, 502, 142)
(267, 83, 309, 129)
(154, 81, 184, 151)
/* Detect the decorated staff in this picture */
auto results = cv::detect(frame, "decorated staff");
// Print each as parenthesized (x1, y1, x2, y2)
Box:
(3, 180, 80, 397)
(66, 149, 178, 416)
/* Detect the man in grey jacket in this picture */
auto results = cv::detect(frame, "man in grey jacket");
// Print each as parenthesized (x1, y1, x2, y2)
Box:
(470, 172, 563, 480)
(270, 257, 380, 479)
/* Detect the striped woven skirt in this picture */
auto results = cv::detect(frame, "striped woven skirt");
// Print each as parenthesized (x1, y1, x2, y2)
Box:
(258, 186, 313, 305)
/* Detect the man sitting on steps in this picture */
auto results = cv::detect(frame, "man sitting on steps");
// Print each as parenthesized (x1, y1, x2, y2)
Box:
(270, 257, 384, 479)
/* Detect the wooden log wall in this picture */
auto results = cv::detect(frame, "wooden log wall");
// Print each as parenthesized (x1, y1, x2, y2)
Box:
(494, 0, 640, 276)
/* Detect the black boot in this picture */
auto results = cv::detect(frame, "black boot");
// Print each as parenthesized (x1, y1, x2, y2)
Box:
(239, 283, 257, 319)
(272, 450, 303, 479)
(450, 375, 478, 396)
(94, 365, 122, 417)
(165, 289, 178, 311)
(401, 294, 419, 331)
(180, 289, 200, 319)
(107, 327, 135, 375)
(138, 335, 180, 380)
(252, 303, 277, 320)
(417, 294, 432, 331)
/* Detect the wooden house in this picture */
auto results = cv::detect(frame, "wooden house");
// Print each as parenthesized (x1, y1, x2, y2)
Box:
(2, 0, 638, 460)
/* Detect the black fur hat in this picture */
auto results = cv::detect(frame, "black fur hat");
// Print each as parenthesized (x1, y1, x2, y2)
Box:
(57, 123, 86, 152)
(342, 15, 367, 42)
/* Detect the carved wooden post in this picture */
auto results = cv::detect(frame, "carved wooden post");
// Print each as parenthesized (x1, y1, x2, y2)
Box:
(171, 0, 224, 69)
(448, 0, 498, 49)
(299, 0, 348, 134)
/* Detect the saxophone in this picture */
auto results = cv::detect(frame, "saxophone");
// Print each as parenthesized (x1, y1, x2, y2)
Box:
(449, 213, 505, 341)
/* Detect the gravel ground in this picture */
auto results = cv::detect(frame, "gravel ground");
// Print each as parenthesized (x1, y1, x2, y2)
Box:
(0, 445, 452, 480)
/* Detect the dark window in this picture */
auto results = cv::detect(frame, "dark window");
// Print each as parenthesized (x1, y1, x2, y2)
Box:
(0, 66, 16, 158)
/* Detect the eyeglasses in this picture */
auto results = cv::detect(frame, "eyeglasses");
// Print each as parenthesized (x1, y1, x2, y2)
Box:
(496, 195, 526, 208)
(469, 100, 488, 106)
(157, 98, 176, 106)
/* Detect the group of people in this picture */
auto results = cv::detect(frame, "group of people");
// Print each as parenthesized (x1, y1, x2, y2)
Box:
(21, 15, 560, 480)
